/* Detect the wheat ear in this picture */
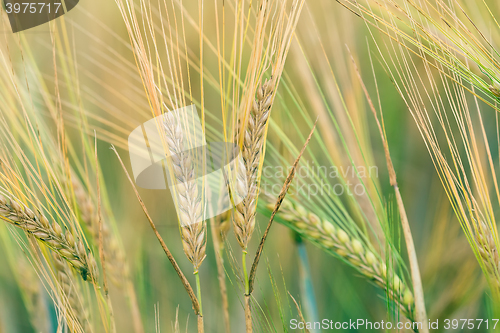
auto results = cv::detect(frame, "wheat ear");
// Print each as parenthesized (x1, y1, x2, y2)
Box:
(0, 195, 98, 283)
(53, 253, 92, 332)
(233, 78, 274, 250)
(164, 116, 207, 272)
(270, 199, 416, 322)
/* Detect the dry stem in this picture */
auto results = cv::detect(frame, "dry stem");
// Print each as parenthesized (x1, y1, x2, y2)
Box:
(244, 295, 252, 333)
(248, 120, 317, 294)
(112, 147, 201, 316)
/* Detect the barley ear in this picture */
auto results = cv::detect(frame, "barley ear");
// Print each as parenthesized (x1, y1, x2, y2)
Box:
(233, 79, 275, 250)
(271, 199, 416, 323)
(0, 195, 98, 283)
(164, 115, 207, 271)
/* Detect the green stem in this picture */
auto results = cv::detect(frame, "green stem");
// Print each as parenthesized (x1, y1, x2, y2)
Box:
(195, 271, 203, 316)
(242, 250, 252, 333)
(242, 250, 249, 295)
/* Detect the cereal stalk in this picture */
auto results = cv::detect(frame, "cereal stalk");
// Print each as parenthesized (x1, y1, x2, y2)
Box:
(233, 79, 274, 333)
(164, 114, 206, 331)
(112, 146, 201, 316)
(248, 120, 317, 295)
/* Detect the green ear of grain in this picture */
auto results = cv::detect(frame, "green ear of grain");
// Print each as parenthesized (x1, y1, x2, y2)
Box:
(265, 199, 416, 323)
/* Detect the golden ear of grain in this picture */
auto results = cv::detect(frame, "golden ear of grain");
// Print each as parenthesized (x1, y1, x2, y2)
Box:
(233, 79, 275, 250)
(270, 199, 416, 321)
(164, 116, 207, 270)
(0, 195, 98, 283)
